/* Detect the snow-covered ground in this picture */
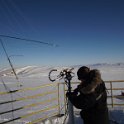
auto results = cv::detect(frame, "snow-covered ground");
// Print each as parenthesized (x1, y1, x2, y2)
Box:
(0, 63, 124, 124)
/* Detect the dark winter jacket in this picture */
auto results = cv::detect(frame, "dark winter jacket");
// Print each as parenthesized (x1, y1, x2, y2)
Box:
(67, 69, 109, 124)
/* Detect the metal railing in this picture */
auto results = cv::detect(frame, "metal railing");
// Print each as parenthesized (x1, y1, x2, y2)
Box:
(0, 80, 124, 124)
(105, 80, 124, 107)
(59, 80, 124, 110)
(0, 83, 60, 124)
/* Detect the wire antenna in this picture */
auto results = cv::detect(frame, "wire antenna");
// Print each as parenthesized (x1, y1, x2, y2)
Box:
(0, 34, 58, 47)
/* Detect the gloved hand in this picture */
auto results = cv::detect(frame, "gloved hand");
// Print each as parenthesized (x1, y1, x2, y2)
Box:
(66, 91, 77, 98)
(76, 84, 84, 92)
(73, 88, 79, 95)
(66, 92, 70, 97)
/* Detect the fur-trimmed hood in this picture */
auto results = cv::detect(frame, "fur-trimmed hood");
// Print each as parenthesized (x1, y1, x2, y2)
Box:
(80, 69, 103, 94)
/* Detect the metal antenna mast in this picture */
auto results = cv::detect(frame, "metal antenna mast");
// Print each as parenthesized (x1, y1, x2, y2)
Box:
(0, 39, 19, 80)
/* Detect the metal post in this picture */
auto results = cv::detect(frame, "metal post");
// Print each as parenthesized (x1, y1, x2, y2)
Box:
(57, 83, 60, 114)
(68, 100, 75, 124)
(66, 72, 75, 124)
(110, 81, 114, 107)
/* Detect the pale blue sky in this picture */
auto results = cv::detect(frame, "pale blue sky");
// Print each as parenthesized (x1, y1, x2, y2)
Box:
(0, 0, 124, 69)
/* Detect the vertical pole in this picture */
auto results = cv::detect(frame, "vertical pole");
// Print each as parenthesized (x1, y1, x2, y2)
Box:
(110, 81, 114, 107)
(63, 83, 67, 115)
(67, 74, 75, 124)
(68, 100, 75, 124)
(57, 83, 60, 114)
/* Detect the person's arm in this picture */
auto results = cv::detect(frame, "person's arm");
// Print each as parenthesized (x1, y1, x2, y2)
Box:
(66, 92, 96, 110)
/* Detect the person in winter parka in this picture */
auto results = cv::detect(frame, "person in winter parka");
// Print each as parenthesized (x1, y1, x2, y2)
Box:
(66, 66, 109, 124)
